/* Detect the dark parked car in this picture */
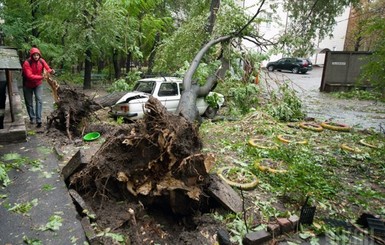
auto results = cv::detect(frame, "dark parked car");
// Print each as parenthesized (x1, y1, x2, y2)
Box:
(266, 58, 313, 74)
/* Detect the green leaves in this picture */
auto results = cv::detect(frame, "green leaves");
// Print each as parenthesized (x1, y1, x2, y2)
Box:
(2, 153, 22, 161)
(23, 236, 43, 245)
(204, 91, 222, 108)
(283, 0, 358, 56)
(96, 228, 126, 244)
(38, 214, 63, 231)
(107, 79, 133, 93)
(266, 83, 304, 121)
(331, 89, 383, 102)
(0, 164, 11, 187)
(7, 198, 39, 215)
(228, 83, 260, 115)
(1, 152, 30, 187)
(359, 1, 385, 97)
(41, 184, 56, 191)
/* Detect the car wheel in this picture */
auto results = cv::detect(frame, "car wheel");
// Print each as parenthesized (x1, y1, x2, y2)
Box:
(292, 67, 299, 74)
(267, 66, 274, 72)
(301, 71, 307, 74)
(204, 106, 218, 119)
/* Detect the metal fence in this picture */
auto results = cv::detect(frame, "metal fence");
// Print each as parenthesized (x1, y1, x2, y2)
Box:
(320, 51, 372, 92)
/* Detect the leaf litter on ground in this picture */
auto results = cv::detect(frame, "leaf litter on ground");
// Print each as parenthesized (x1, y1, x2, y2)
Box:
(201, 109, 385, 231)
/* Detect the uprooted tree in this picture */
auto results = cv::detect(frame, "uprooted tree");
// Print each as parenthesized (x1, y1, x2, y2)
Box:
(47, 0, 357, 217)
(69, 96, 217, 215)
(64, 2, 266, 216)
(46, 80, 103, 141)
(175, 0, 268, 122)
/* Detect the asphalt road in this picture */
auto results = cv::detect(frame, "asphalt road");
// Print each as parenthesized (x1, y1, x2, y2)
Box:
(264, 66, 385, 132)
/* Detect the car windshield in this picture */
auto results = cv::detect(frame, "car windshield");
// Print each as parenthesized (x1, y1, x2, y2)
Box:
(133, 81, 155, 94)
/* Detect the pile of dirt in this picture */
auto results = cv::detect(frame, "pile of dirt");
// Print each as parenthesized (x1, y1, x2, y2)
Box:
(46, 89, 231, 244)
(46, 86, 103, 141)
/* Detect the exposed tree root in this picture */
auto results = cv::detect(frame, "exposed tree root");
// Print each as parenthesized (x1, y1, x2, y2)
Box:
(47, 86, 102, 140)
(69, 96, 216, 215)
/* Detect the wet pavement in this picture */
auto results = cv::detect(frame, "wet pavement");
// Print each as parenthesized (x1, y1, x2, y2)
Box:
(264, 66, 385, 132)
(0, 136, 87, 244)
(0, 79, 88, 244)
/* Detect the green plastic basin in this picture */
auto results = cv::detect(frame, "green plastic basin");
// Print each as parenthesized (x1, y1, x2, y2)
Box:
(83, 132, 100, 141)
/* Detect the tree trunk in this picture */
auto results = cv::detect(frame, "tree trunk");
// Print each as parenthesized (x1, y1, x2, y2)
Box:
(176, 87, 200, 122)
(82, 1, 98, 89)
(112, 49, 121, 79)
(354, 36, 362, 52)
(30, 0, 39, 38)
(176, 35, 232, 122)
(206, 0, 220, 34)
(83, 48, 92, 89)
(147, 32, 160, 74)
(97, 57, 104, 73)
(126, 52, 132, 72)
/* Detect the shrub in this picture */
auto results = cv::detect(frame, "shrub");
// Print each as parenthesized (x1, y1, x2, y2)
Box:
(266, 83, 304, 122)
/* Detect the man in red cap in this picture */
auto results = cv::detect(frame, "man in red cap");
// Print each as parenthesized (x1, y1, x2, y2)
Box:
(22, 47, 55, 128)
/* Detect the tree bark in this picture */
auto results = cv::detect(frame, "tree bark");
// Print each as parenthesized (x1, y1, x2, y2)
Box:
(183, 35, 231, 91)
(30, 0, 39, 38)
(206, 0, 220, 34)
(147, 32, 160, 74)
(176, 0, 267, 122)
(126, 52, 132, 73)
(112, 49, 121, 79)
(83, 48, 92, 89)
(176, 35, 232, 122)
(97, 57, 105, 73)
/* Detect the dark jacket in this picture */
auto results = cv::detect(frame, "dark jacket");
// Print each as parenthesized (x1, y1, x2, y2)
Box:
(22, 47, 53, 88)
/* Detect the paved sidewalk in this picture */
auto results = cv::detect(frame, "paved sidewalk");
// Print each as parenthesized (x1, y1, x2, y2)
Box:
(0, 78, 105, 244)
(0, 78, 88, 244)
(0, 130, 87, 244)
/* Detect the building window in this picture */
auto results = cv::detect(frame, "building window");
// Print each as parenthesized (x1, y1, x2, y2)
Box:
(264, 13, 272, 28)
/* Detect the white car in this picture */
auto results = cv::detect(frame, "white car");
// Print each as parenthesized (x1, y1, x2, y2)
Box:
(110, 77, 225, 120)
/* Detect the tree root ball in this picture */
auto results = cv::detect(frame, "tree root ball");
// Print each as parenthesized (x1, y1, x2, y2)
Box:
(47, 86, 102, 140)
(69, 96, 216, 215)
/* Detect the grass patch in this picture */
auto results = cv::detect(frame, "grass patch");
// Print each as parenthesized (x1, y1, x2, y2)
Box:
(201, 110, 385, 241)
